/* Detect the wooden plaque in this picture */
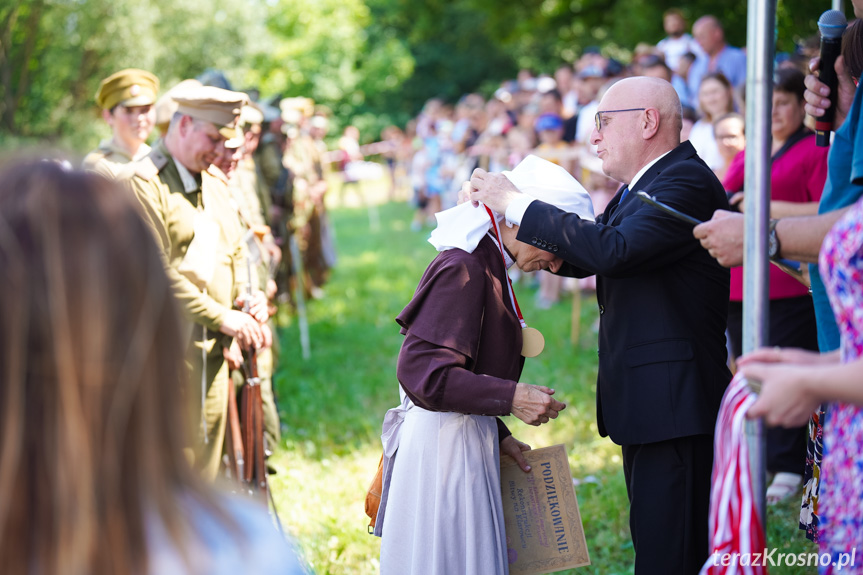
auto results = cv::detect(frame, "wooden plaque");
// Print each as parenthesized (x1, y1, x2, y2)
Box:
(500, 444, 590, 574)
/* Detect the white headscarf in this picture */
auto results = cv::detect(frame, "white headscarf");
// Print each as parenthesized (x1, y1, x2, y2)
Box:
(428, 155, 595, 253)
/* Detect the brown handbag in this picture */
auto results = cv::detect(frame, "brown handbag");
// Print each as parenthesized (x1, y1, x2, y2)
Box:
(364, 454, 384, 533)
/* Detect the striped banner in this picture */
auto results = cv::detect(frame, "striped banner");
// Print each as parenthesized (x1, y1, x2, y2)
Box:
(700, 373, 768, 575)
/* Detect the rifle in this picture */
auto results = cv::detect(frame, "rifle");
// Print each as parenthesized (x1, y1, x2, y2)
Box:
(224, 375, 245, 482)
(240, 275, 269, 503)
(226, 220, 283, 533)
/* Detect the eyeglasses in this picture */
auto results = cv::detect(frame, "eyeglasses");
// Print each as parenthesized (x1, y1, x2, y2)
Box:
(716, 133, 744, 142)
(594, 108, 647, 132)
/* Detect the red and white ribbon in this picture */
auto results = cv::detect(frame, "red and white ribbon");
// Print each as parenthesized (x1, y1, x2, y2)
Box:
(700, 373, 768, 575)
(484, 205, 527, 329)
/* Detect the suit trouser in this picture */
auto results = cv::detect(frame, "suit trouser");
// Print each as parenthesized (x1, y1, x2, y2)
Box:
(622, 434, 714, 575)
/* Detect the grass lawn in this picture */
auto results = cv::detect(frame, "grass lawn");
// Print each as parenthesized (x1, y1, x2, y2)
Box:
(269, 195, 818, 574)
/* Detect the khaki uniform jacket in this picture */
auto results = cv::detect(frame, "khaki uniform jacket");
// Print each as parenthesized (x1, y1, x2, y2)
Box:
(126, 141, 245, 333)
(284, 134, 319, 229)
(83, 139, 151, 179)
(233, 157, 268, 229)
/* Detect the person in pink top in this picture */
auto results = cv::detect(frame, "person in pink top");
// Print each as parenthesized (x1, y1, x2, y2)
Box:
(723, 67, 829, 507)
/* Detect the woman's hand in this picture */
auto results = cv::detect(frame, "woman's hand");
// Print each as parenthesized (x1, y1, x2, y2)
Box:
(737, 346, 837, 368)
(500, 435, 532, 473)
(511, 383, 566, 426)
(743, 362, 821, 428)
(741, 347, 840, 427)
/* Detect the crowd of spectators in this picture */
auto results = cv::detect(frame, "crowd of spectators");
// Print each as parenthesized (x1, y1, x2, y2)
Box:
(370, 9, 819, 309)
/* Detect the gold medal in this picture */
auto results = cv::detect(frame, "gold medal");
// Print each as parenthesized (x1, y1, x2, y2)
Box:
(521, 326, 545, 358)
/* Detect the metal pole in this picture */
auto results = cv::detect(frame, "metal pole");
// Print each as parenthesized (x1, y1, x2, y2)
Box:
(743, 0, 775, 528)
(289, 235, 312, 360)
(833, 0, 844, 14)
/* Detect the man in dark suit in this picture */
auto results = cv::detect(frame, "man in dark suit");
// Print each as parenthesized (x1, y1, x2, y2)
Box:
(469, 77, 732, 574)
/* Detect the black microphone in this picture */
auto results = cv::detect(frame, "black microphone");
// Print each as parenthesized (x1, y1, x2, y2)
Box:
(815, 9, 848, 147)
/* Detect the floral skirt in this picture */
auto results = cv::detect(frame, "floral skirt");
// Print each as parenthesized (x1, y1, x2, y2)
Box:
(800, 406, 824, 542)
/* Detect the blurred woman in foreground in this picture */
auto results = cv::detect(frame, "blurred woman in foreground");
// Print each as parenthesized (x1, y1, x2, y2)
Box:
(0, 160, 305, 575)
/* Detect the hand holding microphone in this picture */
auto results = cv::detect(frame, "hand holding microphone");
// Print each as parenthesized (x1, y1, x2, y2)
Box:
(812, 9, 848, 146)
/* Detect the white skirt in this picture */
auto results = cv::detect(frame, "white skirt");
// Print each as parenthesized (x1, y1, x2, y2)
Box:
(379, 394, 509, 575)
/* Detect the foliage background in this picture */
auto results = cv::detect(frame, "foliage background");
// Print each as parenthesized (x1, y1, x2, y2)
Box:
(1, 0, 823, 151)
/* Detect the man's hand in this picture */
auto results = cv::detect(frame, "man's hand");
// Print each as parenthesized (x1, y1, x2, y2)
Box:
(468, 168, 522, 214)
(260, 321, 273, 349)
(235, 290, 269, 324)
(511, 383, 566, 426)
(265, 238, 282, 265)
(728, 192, 745, 212)
(266, 278, 278, 300)
(693, 210, 744, 267)
(805, 55, 856, 130)
(500, 435, 532, 473)
(457, 181, 473, 205)
(223, 340, 244, 371)
(220, 309, 265, 349)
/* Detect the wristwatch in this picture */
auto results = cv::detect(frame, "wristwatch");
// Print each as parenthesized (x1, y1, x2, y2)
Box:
(768, 219, 781, 259)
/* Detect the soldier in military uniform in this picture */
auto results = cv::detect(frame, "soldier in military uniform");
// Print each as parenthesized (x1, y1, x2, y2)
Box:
(215, 104, 284, 453)
(306, 111, 334, 289)
(282, 97, 329, 298)
(125, 86, 267, 480)
(310, 112, 338, 274)
(153, 79, 204, 138)
(254, 107, 292, 302)
(83, 69, 159, 178)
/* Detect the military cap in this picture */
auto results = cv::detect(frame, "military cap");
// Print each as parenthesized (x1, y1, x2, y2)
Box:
(95, 68, 160, 110)
(172, 86, 249, 141)
(224, 134, 245, 149)
(310, 115, 328, 129)
(280, 97, 315, 121)
(154, 79, 203, 130)
(240, 103, 264, 128)
(281, 107, 302, 125)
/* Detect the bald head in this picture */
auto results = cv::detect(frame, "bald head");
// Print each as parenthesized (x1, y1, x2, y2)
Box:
(693, 15, 726, 56)
(591, 77, 682, 184)
(605, 77, 682, 139)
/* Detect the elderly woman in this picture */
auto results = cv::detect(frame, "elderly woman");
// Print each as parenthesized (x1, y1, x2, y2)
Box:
(723, 67, 829, 512)
(376, 156, 593, 574)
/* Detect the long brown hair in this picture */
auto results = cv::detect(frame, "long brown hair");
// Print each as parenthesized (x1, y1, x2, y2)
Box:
(0, 160, 226, 575)
(697, 72, 734, 122)
(843, 18, 863, 83)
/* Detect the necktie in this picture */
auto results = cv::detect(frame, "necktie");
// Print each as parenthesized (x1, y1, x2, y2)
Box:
(619, 185, 630, 203)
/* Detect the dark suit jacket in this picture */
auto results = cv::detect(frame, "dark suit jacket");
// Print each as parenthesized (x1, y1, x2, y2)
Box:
(517, 141, 732, 446)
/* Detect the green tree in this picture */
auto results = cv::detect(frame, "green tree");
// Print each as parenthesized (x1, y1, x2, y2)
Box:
(0, 0, 829, 150)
